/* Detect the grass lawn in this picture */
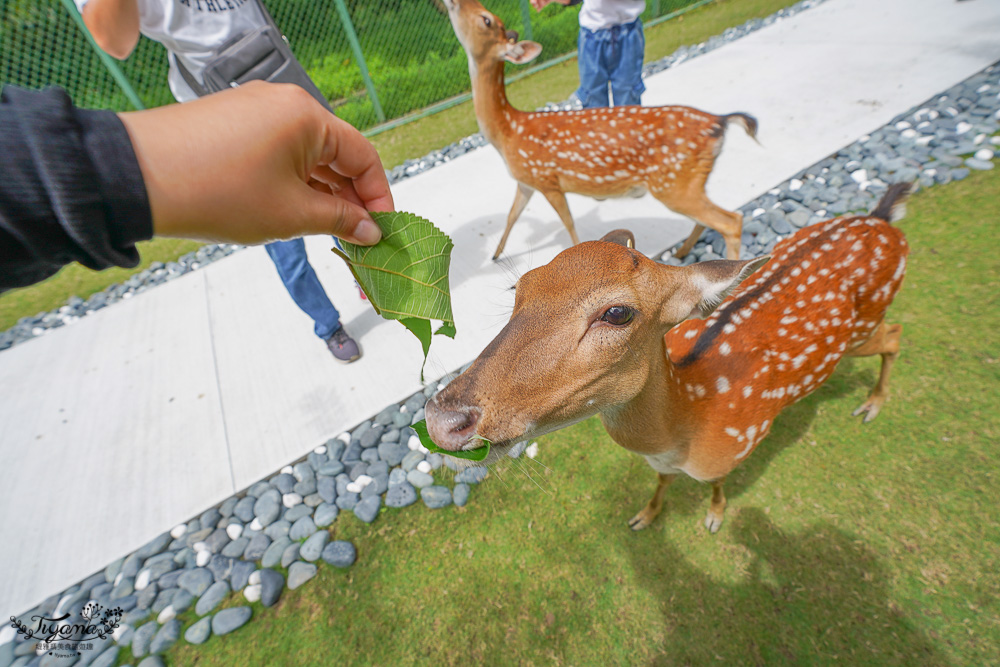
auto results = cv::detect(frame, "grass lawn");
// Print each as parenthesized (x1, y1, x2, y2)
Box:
(0, 0, 800, 334)
(162, 165, 1000, 665)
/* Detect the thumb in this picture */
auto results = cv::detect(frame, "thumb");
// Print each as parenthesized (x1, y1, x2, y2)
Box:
(301, 186, 383, 246)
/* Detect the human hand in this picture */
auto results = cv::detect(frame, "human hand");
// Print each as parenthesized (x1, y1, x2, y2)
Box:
(119, 81, 392, 246)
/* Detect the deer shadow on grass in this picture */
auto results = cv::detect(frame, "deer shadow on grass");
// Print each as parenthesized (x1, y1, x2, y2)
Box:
(625, 508, 941, 664)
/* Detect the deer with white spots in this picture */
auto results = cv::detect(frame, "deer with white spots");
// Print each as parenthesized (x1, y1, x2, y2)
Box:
(443, 0, 756, 261)
(425, 184, 912, 532)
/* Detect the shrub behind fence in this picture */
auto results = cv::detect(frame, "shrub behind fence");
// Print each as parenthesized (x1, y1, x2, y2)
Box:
(1, 0, 704, 133)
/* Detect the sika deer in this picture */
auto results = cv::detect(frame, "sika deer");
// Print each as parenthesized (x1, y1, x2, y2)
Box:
(443, 0, 757, 261)
(426, 184, 912, 532)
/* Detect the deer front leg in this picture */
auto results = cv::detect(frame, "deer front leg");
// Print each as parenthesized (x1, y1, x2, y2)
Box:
(704, 477, 728, 533)
(673, 223, 706, 259)
(493, 182, 535, 260)
(540, 189, 581, 247)
(628, 472, 677, 531)
(847, 321, 903, 423)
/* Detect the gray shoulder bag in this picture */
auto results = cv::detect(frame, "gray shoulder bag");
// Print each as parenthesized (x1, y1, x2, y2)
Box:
(175, 0, 331, 111)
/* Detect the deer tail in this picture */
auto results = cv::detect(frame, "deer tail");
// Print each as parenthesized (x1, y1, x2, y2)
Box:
(722, 112, 759, 142)
(870, 182, 913, 223)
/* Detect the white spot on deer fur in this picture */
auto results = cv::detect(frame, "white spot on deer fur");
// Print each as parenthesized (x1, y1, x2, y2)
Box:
(743, 385, 753, 398)
(719, 342, 731, 355)
(725, 427, 740, 438)
(716, 377, 730, 394)
(723, 324, 736, 334)
(685, 329, 698, 339)
(694, 385, 706, 398)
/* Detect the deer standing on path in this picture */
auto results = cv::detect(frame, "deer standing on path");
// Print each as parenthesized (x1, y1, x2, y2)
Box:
(443, 0, 757, 261)
(425, 184, 912, 532)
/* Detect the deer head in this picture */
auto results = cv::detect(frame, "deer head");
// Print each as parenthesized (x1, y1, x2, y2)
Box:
(425, 231, 768, 464)
(443, 0, 542, 67)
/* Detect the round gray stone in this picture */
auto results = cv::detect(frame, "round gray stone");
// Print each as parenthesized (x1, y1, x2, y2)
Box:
(287, 562, 317, 590)
(406, 470, 434, 488)
(178, 568, 213, 597)
(300, 531, 329, 562)
(137, 656, 166, 667)
(252, 494, 280, 527)
(264, 519, 291, 540)
(233, 497, 255, 522)
(131, 621, 158, 658)
(90, 646, 119, 667)
(421, 485, 453, 509)
(288, 516, 317, 541)
(321, 540, 357, 568)
(261, 536, 292, 568)
(317, 461, 345, 476)
(353, 496, 381, 524)
(230, 560, 256, 591)
(195, 580, 230, 616)
(314, 503, 339, 528)
(281, 543, 301, 569)
(258, 568, 284, 607)
(211, 606, 252, 636)
(455, 467, 488, 484)
(283, 504, 312, 523)
(184, 616, 212, 645)
(150, 618, 180, 654)
(243, 533, 271, 561)
(170, 588, 195, 614)
(385, 482, 417, 508)
(221, 536, 249, 558)
(454, 483, 470, 507)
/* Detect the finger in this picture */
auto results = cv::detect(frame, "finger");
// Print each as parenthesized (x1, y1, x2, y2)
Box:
(299, 185, 382, 245)
(317, 115, 394, 213)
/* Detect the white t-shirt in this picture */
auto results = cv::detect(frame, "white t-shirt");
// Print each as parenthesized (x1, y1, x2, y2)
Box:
(579, 0, 645, 32)
(76, 0, 265, 102)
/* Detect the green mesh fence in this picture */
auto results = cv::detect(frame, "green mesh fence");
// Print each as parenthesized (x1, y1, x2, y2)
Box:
(2, 0, 704, 132)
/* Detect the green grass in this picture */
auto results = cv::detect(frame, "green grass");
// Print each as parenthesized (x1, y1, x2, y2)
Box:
(159, 168, 1000, 666)
(0, 0, 799, 334)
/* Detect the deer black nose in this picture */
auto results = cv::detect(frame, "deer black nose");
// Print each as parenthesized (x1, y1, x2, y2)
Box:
(425, 400, 481, 452)
(505, 29, 519, 42)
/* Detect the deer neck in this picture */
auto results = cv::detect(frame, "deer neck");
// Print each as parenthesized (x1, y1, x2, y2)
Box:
(599, 341, 691, 457)
(468, 57, 517, 149)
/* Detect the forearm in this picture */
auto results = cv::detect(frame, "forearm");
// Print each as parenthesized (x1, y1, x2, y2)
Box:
(0, 87, 152, 292)
(80, 0, 141, 59)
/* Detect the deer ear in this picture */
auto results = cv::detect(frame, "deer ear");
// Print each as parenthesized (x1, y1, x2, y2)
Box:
(503, 40, 542, 64)
(661, 256, 770, 322)
(599, 229, 635, 249)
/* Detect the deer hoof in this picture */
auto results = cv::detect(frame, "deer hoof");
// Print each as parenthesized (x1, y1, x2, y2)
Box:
(628, 507, 658, 531)
(704, 511, 724, 533)
(851, 397, 885, 423)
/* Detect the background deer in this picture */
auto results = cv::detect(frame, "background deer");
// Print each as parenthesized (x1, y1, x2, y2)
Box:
(443, 0, 757, 261)
(425, 184, 912, 532)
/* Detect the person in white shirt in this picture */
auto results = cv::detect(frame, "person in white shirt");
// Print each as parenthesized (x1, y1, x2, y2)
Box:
(532, 0, 646, 108)
(78, 0, 367, 362)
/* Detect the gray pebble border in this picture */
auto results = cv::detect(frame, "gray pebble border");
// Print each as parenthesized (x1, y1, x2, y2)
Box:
(6, 14, 1000, 667)
(0, 0, 828, 355)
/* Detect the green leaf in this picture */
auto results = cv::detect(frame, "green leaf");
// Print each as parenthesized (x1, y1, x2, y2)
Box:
(411, 420, 490, 462)
(333, 211, 455, 379)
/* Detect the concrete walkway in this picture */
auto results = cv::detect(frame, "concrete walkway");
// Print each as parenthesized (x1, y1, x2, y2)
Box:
(2, 0, 999, 617)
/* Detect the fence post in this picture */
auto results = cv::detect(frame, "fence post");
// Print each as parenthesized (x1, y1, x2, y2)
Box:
(518, 0, 534, 41)
(60, 0, 146, 110)
(332, 0, 386, 123)
(652, 0, 661, 18)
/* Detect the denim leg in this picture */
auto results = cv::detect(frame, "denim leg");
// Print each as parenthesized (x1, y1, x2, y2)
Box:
(609, 19, 646, 106)
(576, 27, 610, 108)
(265, 238, 341, 339)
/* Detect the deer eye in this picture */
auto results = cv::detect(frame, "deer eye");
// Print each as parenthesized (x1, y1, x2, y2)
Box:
(483, 15, 492, 28)
(600, 305, 633, 326)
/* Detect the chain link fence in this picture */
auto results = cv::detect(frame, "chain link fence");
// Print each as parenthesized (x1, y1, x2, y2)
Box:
(2, 0, 704, 133)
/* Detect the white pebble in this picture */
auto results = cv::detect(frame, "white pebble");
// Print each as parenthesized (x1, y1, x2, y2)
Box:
(974, 148, 994, 162)
(900, 129, 917, 139)
(400, 405, 409, 413)
(281, 466, 293, 475)
(226, 523, 243, 540)
(407, 435, 421, 451)
(928, 110, 939, 120)
(850, 169, 868, 184)
(895, 120, 911, 130)
(977, 84, 991, 93)
(192, 541, 208, 553)
(416, 461, 432, 474)
(244, 584, 262, 602)
(249, 570, 261, 586)
(157, 606, 176, 624)
(114, 572, 123, 587)
(283, 493, 303, 508)
(170, 524, 187, 539)
(915, 136, 933, 147)
(788, 179, 803, 191)
(923, 168, 937, 178)
(337, 432, 351, 445)
(992, 136, 1000, 146)
(974, 133, 987, 145)
(437, 384, 446, 391)
(0, 627, 14, 646)
(112, 624, 129, 642)
(956, 121, 972, 134)
(313, 445, 327, 455)
(346, 482, 361, 494)
(249, 518, 263, 531)
(355, 475, 373, 489)
(526, 442, 539, 459)
(858, 134, 870, 142)
(134, 569, 150, 591)
(768, 188, 781, 195)
(196, 550, 212, 567)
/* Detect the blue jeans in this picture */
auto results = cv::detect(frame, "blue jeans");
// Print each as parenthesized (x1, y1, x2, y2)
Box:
(576, 18, 646, 108)
(265, 238, 341, 340)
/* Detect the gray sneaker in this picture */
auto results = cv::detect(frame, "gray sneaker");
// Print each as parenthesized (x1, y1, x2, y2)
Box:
(326, 326, 361, 363)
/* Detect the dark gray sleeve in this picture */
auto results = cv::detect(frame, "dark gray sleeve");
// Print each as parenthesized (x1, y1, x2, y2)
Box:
(0, 86, 153, 291)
